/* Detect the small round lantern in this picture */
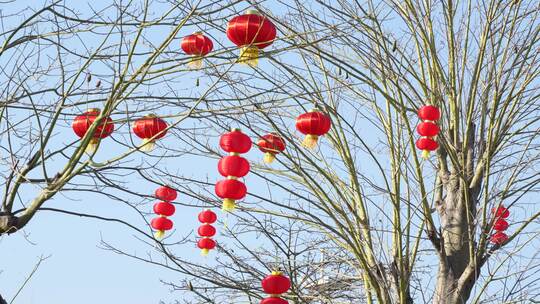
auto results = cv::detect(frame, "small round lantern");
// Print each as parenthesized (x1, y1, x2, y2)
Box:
(155, 186, 177, 202)
(151, 217, 173, 239)
(218, 155, 250, 178)
(492, 205, 510, 218)
(490, 231, 508, 245)
(197, 237, 216, 256)
(295, 109, 331, 149)
(415, 137, 439, 159)
(220, 129, 252, 154)
(258, 133, 286, 163)
(132, 114, 168, 152)
(215, 179, 247, 212)
(226, 9, 276, 66)
(72, 108, 114, 153)
(181, 32, 213, 69)
(260, 271, 291, 304)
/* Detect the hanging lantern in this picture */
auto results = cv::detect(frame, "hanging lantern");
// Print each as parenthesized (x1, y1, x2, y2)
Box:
(72, 108, 114, 153)
(493, 218, 509, 231)
(418, 105, 441, 121)
(198, 209, 217, 224)
(155, 186, 177, 202)
(226, 9, 277, 67)
(415, 105, 441, 159)
(295, 109, 332, 149)
(197, 238, 216, 255)
(181, 32, 214, 69)
(260, 271, 291, 304)
(132, 114, 168, 152)
(415, 137, 439, 159)
(151, 217, 173, 239)
(220, 129, 252, 154)
(261, 298, 288, 304)
(218, 155, 250, 178)
(492, 205, 510, 218)
(215, 179, 247, 212)
(153, 202, 175, 217)
(490, 231, 508, 245)
(257, 133, 286, 163)
(198, 224, 216, 237)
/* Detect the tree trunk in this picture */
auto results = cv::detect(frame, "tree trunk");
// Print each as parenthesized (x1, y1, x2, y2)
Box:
(433, 173, 477, 304)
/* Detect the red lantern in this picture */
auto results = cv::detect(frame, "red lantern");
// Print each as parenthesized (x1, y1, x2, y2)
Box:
(418, 105, 441, 121)
(215, 179, 247, 212)
(490, 231, 508, 245)
(198, 224, 216, 237)
(151, 217, 173, 239)
(261, 298, 288, 304)
(132, 114, 168, 152)
(226, 9, 276, 66)
(416, 122, 439, 137)
(72, 108, 114, 153)
(415, 137, 439, 159)
(262, 271, 291, 295)
(181, 32, 213, 68)
(153, 202, 175, 217)
(155, 186, 177, 202)
(493, 219, 509, 231)
(197, 238, 216, 256)
(258, 133, 286, 163)
(218, 155, 250, 178)
(220, 129, 252, 154)
(295, 109, 332, 148)
(198, 209, 217, 224)
(492, 205, 510, 218)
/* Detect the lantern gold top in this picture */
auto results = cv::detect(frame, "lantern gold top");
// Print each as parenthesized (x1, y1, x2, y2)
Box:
(245, 9, 260, 15)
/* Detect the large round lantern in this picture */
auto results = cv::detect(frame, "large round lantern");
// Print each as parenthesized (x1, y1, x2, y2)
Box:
(415, 137, 439, 158)
(72, 108, 114, 153)
(215, 179, 247, 212)
(181, 32, 213, 68)
(418, 105, 441, 121)
(132, 114, 168, 152)
(155, 186, 177, 202)
(295, 109, 331, 148)
(258, 133, 286, 163)
(218, 155, 250, 178)
(260, 271, 291, 304)
(153, 202, 175, 217)
(198, 209, 217, 224)
(197, 237, 216, 256)
(493, 219, 509, 231)
(492, 205, 510, 218)
(226, 10, 277, 67)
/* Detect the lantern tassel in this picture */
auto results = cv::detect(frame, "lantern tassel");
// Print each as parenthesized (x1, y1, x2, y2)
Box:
(187, 56, 203, 69)
(263, 152, 276, 164)
(140, 139, 156, 152)
(421, 149, 430, 159)
(302, 134, 319, 149)
(222, 199, 236, 212)
(85, 138, 99, 154)
(154, 230, 165, 239)
(239, 46, 259, 67)
(201, 249, 209, 256)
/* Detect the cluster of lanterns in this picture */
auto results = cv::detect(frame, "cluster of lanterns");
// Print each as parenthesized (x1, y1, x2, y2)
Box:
(180, 9, 276, 67)
(215, 129, 251, 212)
(490, 205, 510, 245)
(72, 109, 168, 153)
(151, 186, 177, 239)
(415, 105, 440, 159)
(261, 271, 291, 304)
(197, 209, 217, 255)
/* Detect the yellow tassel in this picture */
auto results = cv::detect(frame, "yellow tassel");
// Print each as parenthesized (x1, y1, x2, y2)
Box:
(222, 199, 236, 212)
(201, 249, 209, 256)
(85, 138, 99, 154)
(140, 138, 156, 152)
(154, 230, 165, 239)
(187, 56, 203, 69)
(263, 152, 276, 164)
(421, 150, 430, 159)
(302, 134, 319, 149)
(239, 46, 259, 67)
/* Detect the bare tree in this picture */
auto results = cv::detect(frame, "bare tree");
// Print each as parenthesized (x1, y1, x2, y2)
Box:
(1, 0, 540, 303)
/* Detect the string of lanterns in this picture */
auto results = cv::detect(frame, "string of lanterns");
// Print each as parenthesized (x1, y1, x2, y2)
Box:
(215, 129, 252, 212)
(151, 186, 177, 239)
(261, 271, 291, 304)
(197, 209, 217, 256)
(491, 205, 510, 245)
(415, 105, 440, 159)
